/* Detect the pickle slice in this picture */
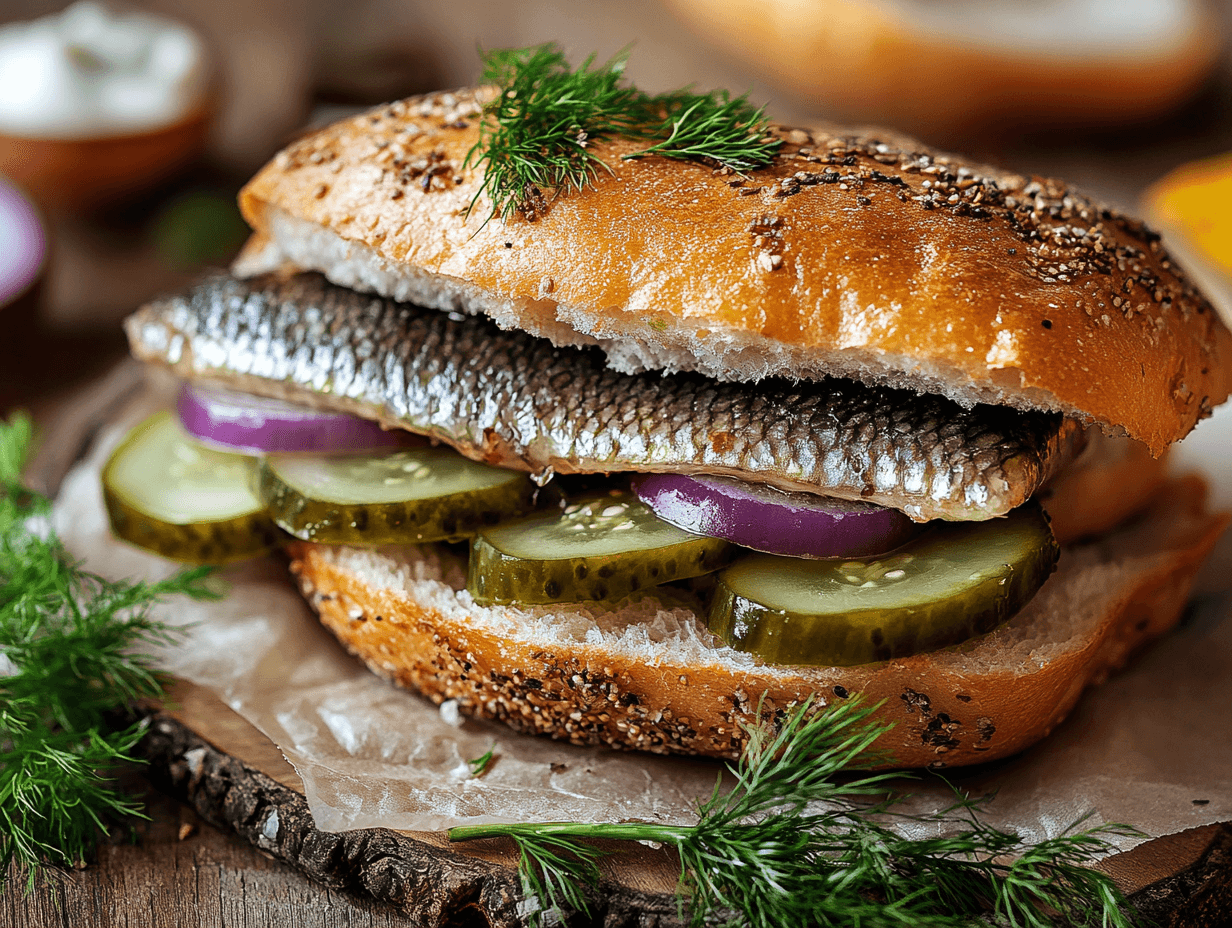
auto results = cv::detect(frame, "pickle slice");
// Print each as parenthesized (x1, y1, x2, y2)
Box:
(102, 411, 278, 563)
(468, 494, 733, 606)
(709, 504, 1059, 666)
(259, 448, 534, 544)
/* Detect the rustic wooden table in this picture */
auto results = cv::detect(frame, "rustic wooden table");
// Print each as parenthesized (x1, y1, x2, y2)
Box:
(4, 779, 422, 928)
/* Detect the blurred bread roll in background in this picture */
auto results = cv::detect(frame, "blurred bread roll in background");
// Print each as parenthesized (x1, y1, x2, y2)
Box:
(662, 0, 1224, 135)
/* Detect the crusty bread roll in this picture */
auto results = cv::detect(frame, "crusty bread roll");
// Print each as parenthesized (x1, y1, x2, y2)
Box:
(288, 477, 1227, 768)
(132, 83, 1230, 771)
(1041, 432, 1171, 544)
(662, 0, 1223, 135)
(233, 89, 1232, 456)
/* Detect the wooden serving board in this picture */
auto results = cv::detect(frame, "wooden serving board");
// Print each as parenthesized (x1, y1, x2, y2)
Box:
(138, 678, 685, 927)
(134, 678, 1232, 927)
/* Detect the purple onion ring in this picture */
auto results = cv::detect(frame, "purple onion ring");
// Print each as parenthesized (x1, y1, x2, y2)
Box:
(0, 179, 46, 309)
(634, 473, 919, 559)
(176, 381, 408, 454)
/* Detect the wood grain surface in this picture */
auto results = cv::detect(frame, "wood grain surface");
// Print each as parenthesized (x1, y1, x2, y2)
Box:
(4, 784, 425, 928)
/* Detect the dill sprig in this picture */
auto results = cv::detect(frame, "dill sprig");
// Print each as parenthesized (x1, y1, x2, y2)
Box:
(449, 697, 1139, 928)
(631, 90, 778, 172)
(465, 44, 781, 221)
(467, 743, 497, 778)
(468, 45, 641, 222)
(0, 412, 219, 889)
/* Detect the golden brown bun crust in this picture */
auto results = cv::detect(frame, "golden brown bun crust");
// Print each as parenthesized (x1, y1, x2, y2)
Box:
(287, 478, 1227, 770)
(663, 0, 1223, 135)
(239, 90, 1231, 455)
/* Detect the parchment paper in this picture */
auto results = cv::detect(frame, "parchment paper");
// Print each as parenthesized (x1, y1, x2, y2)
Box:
(52, 383, 1232, 850)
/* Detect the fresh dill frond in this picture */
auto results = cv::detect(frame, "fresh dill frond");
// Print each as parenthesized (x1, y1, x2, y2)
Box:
(465, 43, 781, 221)
(625, 90, 779, 173)
(449, 696, 1138, 928)
(0, 413, 220, 889)
(467, 744, 497, 778)
(466, 45, 642, 222)
(513, 829, 606, 926)
(0, 723, 148, 889)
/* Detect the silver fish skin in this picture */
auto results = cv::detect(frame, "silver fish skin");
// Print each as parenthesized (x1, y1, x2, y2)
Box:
(126, 273, 1082, 522)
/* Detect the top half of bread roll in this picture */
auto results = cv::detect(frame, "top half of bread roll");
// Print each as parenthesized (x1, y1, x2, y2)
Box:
(233, 88, 1232, 456)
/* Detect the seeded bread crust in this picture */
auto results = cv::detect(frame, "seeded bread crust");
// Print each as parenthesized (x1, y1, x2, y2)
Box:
(235, 88, 1231, 456)
(287, 477, 1227, 770)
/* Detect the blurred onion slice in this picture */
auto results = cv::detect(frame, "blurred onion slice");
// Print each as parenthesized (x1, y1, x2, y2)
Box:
(634, 473, 919, 559)
(0, 178, 45, 308)
(177, 381, 406, 454)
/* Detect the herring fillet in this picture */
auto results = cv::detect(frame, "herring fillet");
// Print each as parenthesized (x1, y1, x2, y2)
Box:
(126, 273, 1080, 521)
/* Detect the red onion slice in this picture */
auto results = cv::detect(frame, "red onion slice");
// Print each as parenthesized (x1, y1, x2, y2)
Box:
(0, 179, 46, 309)
(177, 382, 407, 454)
(634, 473, 920, 559)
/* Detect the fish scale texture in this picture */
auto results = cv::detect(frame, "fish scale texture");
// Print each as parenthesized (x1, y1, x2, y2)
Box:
(128, 272, 1079, 521)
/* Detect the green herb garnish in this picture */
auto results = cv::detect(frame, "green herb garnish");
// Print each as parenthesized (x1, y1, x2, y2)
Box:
(0, 413, 219, 889)
(449, 697, 1138, 927)
(467, 744, 497, 778)
(465, 44, 781, 221)
(634, 88, 777, 171)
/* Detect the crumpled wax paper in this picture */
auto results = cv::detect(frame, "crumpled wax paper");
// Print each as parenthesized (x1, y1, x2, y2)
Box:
(53, 384, 1232, 848)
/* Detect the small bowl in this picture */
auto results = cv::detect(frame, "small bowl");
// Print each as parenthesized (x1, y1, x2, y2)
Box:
(0, 100, 212, 213)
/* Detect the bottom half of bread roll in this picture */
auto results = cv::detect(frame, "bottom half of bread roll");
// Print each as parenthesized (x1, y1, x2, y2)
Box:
(288, 476, 1227, 770)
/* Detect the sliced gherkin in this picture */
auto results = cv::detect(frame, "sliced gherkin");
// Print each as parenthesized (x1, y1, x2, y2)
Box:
(709, 503, 1059, 666)
(468, 494, 733, 606)
(259, 447, 534, 544)
(102, 411, 279, 564)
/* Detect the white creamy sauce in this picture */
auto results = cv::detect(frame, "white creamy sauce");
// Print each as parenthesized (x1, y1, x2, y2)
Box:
(0, 1, 208, 138)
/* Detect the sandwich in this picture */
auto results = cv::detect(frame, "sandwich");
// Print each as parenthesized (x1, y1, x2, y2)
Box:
(108, 74, 1232, 770)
